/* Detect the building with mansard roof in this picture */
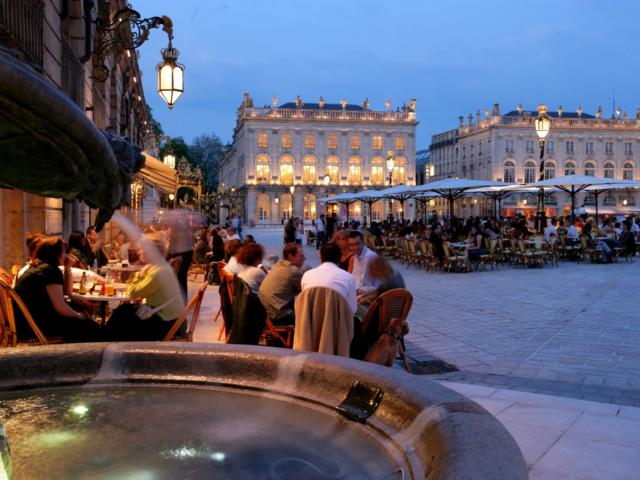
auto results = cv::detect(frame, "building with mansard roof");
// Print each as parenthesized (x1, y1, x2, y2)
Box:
(218, 94, 419, 225)
(428, 103, 640, 218)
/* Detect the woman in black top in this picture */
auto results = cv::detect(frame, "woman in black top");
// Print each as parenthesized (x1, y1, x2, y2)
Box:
(331, 230, 353, 271)
(14, 236, 100, 343)
(66, 230, 90, 269)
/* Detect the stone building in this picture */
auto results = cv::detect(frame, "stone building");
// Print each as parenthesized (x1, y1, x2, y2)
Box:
(0, 0, 156, 268)
(218, 94, 419, 226)
(428, 103, 640, 218)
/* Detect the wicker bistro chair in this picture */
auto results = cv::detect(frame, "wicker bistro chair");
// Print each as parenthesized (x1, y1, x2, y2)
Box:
(381, 237, 396, 258)
(442, 243, 468, 273)
(360, 288, 413, 372)
(478, 238, 499, 271)
(0, 277, 59, 346)
(163, 281, 208, 341)
(580, 235, 603, 263)
(496, 238, 513, 265)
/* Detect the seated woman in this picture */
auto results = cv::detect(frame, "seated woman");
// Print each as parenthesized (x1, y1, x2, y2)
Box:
(193, 231, 211, 264)
(66, 230, 90, 269)
(104, 235, 186, 341)
(330, 230, 353, 271)
(222, 239, 245, 275)
(13, 236, 100, 343)
(236, 243, 266, 294)
(466, 225, 486, 261)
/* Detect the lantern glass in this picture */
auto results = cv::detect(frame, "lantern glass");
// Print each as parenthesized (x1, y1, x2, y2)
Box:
(157, 56, 184, 109)
(164, 153, 175, 168)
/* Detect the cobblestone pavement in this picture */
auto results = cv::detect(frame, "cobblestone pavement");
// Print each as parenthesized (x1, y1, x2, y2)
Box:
(197, 228, 640, 407)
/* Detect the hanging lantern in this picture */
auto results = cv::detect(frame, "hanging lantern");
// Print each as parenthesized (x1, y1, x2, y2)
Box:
(157, 46, 184, 109)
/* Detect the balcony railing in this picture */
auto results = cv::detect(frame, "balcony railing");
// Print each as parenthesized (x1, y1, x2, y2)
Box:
(243, 107, 416, 123)
(0, 0, 44, 66)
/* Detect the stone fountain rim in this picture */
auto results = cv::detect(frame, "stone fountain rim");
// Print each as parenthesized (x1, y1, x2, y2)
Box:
(0, 342, 528, 480)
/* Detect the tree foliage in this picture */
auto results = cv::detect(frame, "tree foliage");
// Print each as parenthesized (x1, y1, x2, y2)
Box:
(145, 103, 164, 139)
(190, 132, 225, 190)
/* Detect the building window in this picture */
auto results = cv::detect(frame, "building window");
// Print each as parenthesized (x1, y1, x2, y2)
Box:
(255, 154, 270, 183)
(524, 160, 537, 183)
(304, 132, 315, 149)
(605, 142, 614, 155)
(625, 142, 633, 156)
(584, 161, 595, 176)
(623, 162, 634, 180)
(371, 156, 384, 185)
(372, 135, 383, 150)
(350, 135, 360, 150)
(392, 157, 406, 184)
(505, 140, 514, 153)
(544, 162, 556, 180)
(394, 135, 404, 151)
(547, 141, 555, 152)
(604, 162, 615, 179)
(281, 132, 292, 149)
(371, 202, 383, 221)
(280, 164, 294, 184)
(564, 161, 576, 176)
(257, 132, 268, 148)
(303, 165, 316, 184)
(585, 142, 594, 155)
(503, 160, 515, 183)
(327, 133, 338, 150)
(303, 194, 316, 220)
(526, 140, 535, 153)
(325, 156, 339, 182)
(280, 194, 292, 221)
(478, 141, 483, 156)
(256, 194, 270, 221)
(348, 165, 361, 184)
(565, 141, 574, 154)
(584, 193, 595, 206)
(603, 193, 616, 206)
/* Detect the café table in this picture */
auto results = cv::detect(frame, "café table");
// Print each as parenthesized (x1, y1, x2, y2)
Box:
(101, 263, 144, 282)
(71, 286, 131, 325)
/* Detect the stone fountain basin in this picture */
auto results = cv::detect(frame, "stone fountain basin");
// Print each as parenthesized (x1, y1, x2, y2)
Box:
(0, 343, 527, 479)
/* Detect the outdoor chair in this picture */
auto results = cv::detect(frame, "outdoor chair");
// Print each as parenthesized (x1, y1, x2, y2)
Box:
(260, 317, 295, 349)
(0, 277, 60, 346)
(580, 236, 602, 263)
(163, 281, 208, 341)
(479, 238, 499, 271)
(497, 238, 513, 265)
(442, 243, 467, 273)
(218, 266, 235, 342)
(0, 268, 13, 286)
(360, 288, 413, 372)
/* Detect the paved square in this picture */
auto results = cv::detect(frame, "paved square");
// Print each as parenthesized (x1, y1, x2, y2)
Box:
(210, 228, 640, 407)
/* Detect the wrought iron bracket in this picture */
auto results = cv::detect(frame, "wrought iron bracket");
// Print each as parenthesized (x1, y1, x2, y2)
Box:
(92, 5, 174, 82)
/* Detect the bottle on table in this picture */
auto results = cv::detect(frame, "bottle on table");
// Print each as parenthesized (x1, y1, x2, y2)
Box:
(78, 272, 88, 295)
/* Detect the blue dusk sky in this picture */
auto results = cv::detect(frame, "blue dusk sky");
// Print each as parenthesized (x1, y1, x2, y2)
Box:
(136, 0, 640, 149)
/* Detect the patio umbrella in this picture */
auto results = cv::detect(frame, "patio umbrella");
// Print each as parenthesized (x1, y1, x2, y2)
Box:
(584, 182, 640, 225)
(317, 192, 359, 220)
(466, 184, 518, 217)
(373, 184, 439, 222)
(350, 189, 385, 226)
(524, 175, 638, 224)
(414, 178, 507, 220)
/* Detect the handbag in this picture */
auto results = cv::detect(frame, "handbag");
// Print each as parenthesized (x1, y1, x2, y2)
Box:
(136, 295, 179, 320)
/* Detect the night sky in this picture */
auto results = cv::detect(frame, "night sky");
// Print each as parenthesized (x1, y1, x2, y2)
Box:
(136, 0, 640, 148)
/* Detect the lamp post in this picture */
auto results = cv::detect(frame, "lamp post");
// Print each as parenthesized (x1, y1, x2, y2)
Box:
(386, 151, 395, 223)
(534, 104, 551, 234)
(168, 192, 175, 209)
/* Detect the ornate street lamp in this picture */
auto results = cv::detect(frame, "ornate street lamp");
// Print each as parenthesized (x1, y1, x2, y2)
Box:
(386, 151, 395, 222)
(534, 104, 551, 234)
(93, 6, 184, 109)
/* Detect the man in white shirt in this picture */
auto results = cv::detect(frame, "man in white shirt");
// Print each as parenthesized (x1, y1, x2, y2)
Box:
(301, 243, 357, 314)
(226, 227, 241, 242)
(348, 230, 380, 293)
(544, 219, 557, 242)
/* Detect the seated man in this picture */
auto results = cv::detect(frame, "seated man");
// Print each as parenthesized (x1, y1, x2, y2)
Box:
(300, 243, 357, 316)
(226, 227, 241, 242)
(348, 230, 381, 294)
(258, 243, 307, 324)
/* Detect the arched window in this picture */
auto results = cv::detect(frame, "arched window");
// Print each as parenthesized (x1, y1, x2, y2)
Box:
(503, 160, 515, 183)
(603, 162, 615, 179)
(544, 161, 556, 180)
(255, 154, 270, 183)
(371, 156, 384, 185)
(392, 156, 407, 184)
(304, 132, 315, 149)
(281, 132, 292, 149)
(623, 162, 634, 181)
(303, 193, 316, 220)
(583, 193, 595, 206)
(564, 161, 576, 176)
(584, 161, 596, 176)
(524, 160, 537, 183)
(303, 155, 316, 184)
(603, 192, 616, 206)
(280, 193, 292, 220)
(325, 155, 339, 182)
(256, 194, 270, 222)
(279, 154, 294, 184)
(348, 156, 361, 184)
